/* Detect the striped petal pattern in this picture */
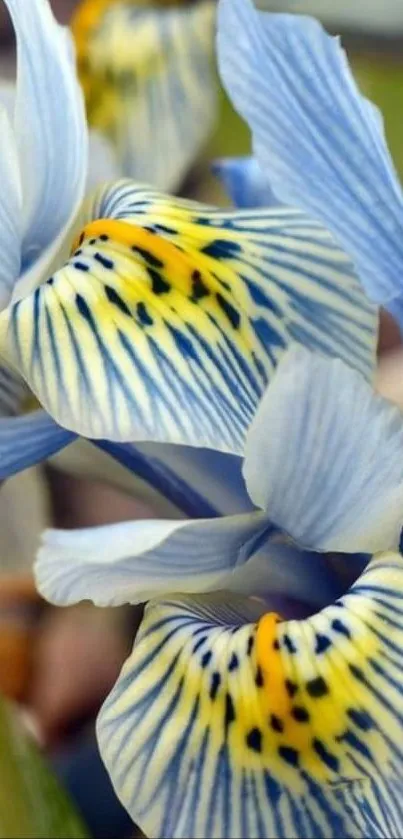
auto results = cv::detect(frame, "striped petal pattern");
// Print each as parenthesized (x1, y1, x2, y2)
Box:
(0, 182, 377, 452)
(72, 0, 216, 191)
(35, 511, 270, 607)
(0, 410, 75, 479)
(7, 0, 88, 267)
(97, 553, 403, 838)
(217, 0, 403, 307)
(244, 346, 403, 554)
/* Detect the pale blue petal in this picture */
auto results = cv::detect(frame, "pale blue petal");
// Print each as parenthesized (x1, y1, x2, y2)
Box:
(217, 0, 403, 306)
(97, 554, 403, 838)
(244, 345, 403, 553)
(0, 410, 75, 479)
(0, 366, 28, 418)
(0, 183, 377, 452)
(212, 156, 280, 208)
(0, 104, 21, 308)
(35, 511, 270, 607)
(5, 0, 87, 267)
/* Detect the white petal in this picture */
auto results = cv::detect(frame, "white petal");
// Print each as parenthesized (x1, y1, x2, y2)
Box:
(244, 345, 403, 553)
(5, 0, 88, 266)
(0, 409, 75, 479)
(35, 511, 270, 607)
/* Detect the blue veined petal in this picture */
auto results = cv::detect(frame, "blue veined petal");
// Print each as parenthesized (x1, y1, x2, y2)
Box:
(72, 0, 216, 192)
(35, 496, 343, 611)
(0, 183, 377, 452)
(212, 157, 280, 208)
(35, 511, 270, 607)
(0, 104, 21, 308)
(97, 553, 403, 839)
(244, 345, 403, 554)
(217, 0, 403, 307)
(0, 410, 75, 480)
(5, 0, 87, 268)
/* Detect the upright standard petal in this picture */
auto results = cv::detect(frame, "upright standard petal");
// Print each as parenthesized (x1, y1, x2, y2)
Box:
(217, 0, 403, 306)
(244, 345, 403, 553)
(97, 554, 403, 838)
(0, 104, 21, 308)
(35, 511, 270, 607)
(212, 157, 280, 209)
(0, 182, 377, 452)
(72, 0, 216, 191)
(5, 0, 88, 266)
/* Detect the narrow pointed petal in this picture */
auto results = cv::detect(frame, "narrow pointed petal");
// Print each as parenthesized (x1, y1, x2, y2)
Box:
(35, 511, 270, 607)
(0, 183, 377, 452)
(0, 105, 21, 307)
(244, 345, 403, 553)
(0, 410, 75, 479)
(217, 0, 403, 306)
(212, 157, 280, 208)
(72, 0, 216, 191)
(97, 553, 403, 838)
(5, 0, 87, 265)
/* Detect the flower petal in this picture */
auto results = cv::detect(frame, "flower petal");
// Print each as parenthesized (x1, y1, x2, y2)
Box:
(72, 0, 216, 191)
(244, 345, 403, 553)
(35, 511, 270, 607)
(217, 0, 403, 306)
(5, 0, 87, 266)
(0, 410, 75, 479)
(212, 156, 280, 208)
(0, 103, 21, 308)
(0, 366, 28, 418)
(97, 553, 403, 838)
(0, 183, 377, 451)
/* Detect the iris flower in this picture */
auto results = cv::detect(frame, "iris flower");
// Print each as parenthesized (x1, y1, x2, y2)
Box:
(36, 344, 403, 837)
(71, 0, 217, 190)
(0, 0, 376, 524)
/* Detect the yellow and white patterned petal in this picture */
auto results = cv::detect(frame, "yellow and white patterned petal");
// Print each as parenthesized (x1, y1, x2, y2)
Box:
(72, 0, 216, 191)
(0, 183, 377, 452)
(98, 553, 403, 838)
